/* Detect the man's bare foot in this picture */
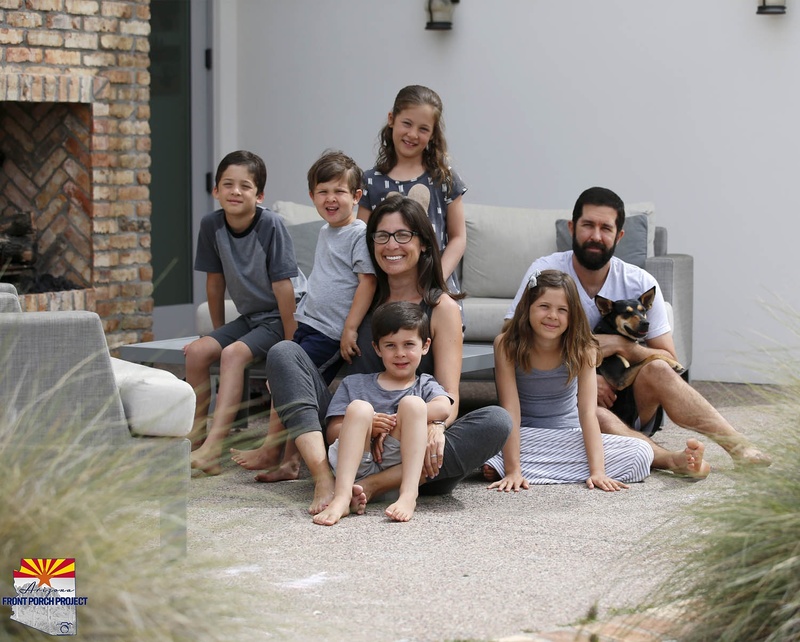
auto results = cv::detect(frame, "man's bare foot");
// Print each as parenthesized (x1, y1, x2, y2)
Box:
(668, 438, 710, 479)
(253, 460, 301, 483)
(482, 464, 501, 482)
(308, 477, 335, 515)
(682, 438, 710, 478)
(385, 495, 417, 522)
(729, 443, 772, 468)
(190, 447, 221, 476)
(230, 447, 275, 471)
(313, 485, 366, 526)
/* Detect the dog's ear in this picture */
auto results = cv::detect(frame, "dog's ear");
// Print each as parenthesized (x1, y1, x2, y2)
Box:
(639, 286, 657, 311)
(595, 295, 614, 316)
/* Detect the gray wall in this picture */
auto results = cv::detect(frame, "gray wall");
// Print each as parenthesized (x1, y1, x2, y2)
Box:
(212, 0, 800, 383)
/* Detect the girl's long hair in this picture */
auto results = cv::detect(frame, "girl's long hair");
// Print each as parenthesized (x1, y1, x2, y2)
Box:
(366, 195, 462, 308)
(375, 85, 454, 193)
(501, 270, 600, 382)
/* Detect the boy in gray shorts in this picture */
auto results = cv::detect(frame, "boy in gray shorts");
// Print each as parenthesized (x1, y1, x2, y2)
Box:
(313, 302, 453, 526)
(186, 150, 299, 475)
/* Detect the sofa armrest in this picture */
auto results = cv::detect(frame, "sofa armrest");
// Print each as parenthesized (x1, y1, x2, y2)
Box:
(0, 291, 22, 312)
(0, 311, 130, 445)
(645, 254, 693, 371)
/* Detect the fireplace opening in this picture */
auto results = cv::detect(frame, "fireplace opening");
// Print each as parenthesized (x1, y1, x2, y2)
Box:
(1, 206, 84, 295)
(0, 101, 92, 296)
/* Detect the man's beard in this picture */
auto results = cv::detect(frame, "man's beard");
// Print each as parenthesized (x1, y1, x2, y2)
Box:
(572, 236, 616, 271)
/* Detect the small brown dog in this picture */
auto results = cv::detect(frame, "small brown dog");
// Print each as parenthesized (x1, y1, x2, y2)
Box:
(593, 286, 685, 390)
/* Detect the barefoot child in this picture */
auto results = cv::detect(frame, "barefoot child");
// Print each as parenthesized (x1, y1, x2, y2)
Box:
(313, 301, 453, 525)
(230, 150, 376, 478)
(186, 150, 299, 475)
(484, 270, 655, 492)
(358, 85, 466, 301)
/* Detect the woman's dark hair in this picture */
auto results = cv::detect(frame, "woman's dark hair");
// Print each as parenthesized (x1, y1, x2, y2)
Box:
(366, 195, 462, 308)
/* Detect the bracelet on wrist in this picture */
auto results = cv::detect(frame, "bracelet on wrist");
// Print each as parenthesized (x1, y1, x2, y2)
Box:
(431, 420, 447, 428)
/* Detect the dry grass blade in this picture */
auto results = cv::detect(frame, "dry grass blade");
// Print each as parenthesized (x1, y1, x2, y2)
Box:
(656, 307, 800, 642)
(0, 358, 248, 641)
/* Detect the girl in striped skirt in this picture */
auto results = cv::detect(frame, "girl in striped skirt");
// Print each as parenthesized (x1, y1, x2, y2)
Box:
(484, 270, 653, 491)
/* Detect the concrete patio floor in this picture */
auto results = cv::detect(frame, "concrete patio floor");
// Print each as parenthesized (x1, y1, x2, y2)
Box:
(186, 381, 783, 641)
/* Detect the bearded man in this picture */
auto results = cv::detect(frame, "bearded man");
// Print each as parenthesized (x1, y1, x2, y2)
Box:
(506, 187, 770, 476)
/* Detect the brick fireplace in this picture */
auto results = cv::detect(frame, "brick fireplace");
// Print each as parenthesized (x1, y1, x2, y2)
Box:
(0, 0, 154, 348)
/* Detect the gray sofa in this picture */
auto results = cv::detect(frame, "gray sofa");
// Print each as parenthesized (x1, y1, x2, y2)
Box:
(458, 202, 693, 371)
(269, 200, 694, 375)
(0, 284, 194, 557)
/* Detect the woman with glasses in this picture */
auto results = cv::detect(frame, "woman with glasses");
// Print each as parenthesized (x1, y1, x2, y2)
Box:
(238, 195, 511, 516)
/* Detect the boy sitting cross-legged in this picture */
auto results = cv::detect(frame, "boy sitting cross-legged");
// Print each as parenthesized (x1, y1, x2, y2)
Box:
(313, 301, 453, 526)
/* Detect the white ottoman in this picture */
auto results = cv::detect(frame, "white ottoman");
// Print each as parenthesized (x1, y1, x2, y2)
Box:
(111, 357, 195, 437)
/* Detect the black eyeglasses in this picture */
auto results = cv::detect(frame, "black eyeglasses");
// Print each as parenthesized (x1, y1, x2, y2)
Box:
(371, 230, 419, 245)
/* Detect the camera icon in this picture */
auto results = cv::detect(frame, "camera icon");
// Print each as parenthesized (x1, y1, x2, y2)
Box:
(58, 621, 74, 633)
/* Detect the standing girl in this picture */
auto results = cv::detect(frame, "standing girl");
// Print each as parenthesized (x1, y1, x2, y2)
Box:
(485, 270, 654, 491)
(358, 85, 466, 301)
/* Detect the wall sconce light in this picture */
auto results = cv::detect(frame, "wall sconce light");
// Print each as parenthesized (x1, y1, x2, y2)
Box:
(426, 0, 460, 30)
(757, 0, 786, 14)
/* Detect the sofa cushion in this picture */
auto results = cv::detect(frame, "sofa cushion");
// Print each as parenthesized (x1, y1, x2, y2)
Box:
(272, 200, 320, 225)
(195, 299, 240, 335)
(111, 358, 195, 437)
(463, 297, 511, 342)
(286, 219, 324, 277)
(462, 204, 565, 299)
(555, 213, 650, 268)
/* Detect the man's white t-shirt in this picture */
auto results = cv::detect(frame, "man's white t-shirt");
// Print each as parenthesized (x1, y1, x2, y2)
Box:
(505, 251, 671, 339)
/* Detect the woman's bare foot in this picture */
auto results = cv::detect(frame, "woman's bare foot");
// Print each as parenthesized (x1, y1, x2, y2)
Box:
(482, 464, 501, 482)
(729, 443, 772, 468)
(668, 439, 710, 479)
(385, 495, 417, 522)
(187, 427, 207, 451)
(313, 485, 366, 526)
(308, 477, 335, 515)
(350, 484, 367, 515)
(253, 460, 301, 483)
(190, 446, 222, 476)
(230, 447, 275, 471)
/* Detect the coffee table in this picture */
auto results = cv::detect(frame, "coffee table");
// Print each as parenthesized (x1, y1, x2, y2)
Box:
(118, 337, 495, 374)
(118, 338, 495, 427)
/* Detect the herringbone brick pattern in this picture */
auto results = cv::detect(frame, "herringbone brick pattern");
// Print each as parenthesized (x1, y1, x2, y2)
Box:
(0, 101, 92, 288)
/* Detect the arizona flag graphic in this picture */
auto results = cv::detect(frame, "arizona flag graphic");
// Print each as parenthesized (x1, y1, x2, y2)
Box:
(11, 558, 77, 635)
(14, 558, 75, 588)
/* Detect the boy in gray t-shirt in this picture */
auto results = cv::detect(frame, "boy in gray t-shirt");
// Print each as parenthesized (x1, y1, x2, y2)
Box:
(187, 150, 298, 475)
(293, 150, 376, 384)
(230, 151, 377, 481)
(313, 302, 453, 527)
